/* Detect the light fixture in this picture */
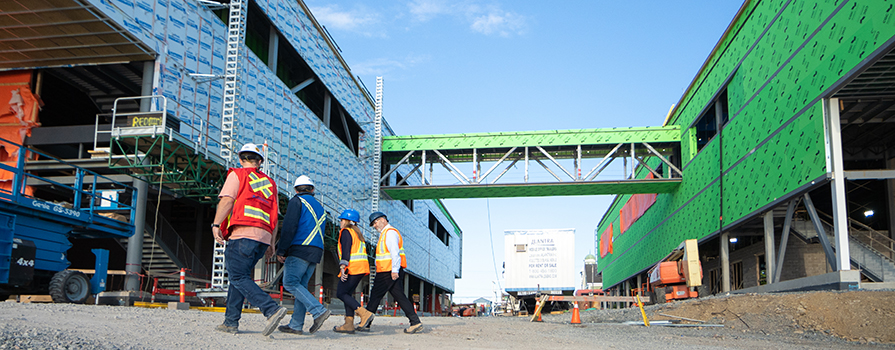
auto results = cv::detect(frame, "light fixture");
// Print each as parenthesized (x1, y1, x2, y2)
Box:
(729, 237, 738, 244)
(864, 210, 874, 217)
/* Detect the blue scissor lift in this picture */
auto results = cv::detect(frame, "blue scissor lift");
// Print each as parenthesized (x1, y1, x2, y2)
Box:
(0, 137, 136, 303)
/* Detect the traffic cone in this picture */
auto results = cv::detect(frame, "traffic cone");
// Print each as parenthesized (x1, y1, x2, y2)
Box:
(570, 302, 581, 324)
(536, 312, 542, 322)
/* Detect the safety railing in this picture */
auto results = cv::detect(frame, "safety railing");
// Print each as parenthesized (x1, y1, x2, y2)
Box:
(815, 212, 895, 281)
(145, 206, 208, 279)
(0, 137, 137, 233)
(817, 211, 895, 262)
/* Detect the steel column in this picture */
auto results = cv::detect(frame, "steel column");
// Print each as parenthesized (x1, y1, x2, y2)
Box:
(824, 98, 851, 270)
(720, 231, 730, 292)
(125, 60, 154, 292)
(763, 212, 776, 284)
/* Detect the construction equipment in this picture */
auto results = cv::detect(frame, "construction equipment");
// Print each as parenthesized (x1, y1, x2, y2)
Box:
(0, 138, 136, 303)
(648, 239, 702, 303)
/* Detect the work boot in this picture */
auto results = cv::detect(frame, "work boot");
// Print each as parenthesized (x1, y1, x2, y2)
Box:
(333, 316, 355, 334)
(308, 309, 331, 334)
(404, 322, 423, 334)
(355, 307, 375, 330)
(261, 307, 287, 337)
(278, 325, 302, 334)
(215, 324, 237, 334)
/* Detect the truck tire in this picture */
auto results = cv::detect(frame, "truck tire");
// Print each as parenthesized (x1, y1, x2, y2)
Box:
(49, 270, 91, 304)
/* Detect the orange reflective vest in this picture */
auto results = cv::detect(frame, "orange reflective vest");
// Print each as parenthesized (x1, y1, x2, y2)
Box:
(222, 167, 278, 239)
(375, 226, 406, 273)
(338, 227, 369, 276)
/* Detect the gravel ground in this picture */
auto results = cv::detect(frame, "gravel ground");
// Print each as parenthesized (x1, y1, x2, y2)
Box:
(1, 300, 892, 349)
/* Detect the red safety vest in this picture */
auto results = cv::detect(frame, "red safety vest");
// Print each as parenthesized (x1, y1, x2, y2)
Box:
(222, 167, 278, 239)
(338, 227, 369, 276)
(375, 226, 406, 273)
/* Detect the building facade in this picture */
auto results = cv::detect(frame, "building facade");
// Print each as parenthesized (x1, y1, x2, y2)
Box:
(0, 0, 461, 307)
(596, 0, 895, 294)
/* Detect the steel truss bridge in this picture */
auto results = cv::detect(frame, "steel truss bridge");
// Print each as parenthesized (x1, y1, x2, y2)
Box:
(378, 126, 683, 200)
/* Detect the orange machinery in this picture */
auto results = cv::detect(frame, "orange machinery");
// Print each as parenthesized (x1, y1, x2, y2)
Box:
(648, 239, 702, 302)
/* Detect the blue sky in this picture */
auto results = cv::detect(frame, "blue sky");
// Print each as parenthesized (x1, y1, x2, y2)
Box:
(306, 0, 744, 301)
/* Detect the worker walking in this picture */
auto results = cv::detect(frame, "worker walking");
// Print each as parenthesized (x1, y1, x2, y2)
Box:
(358, 211, 422, 334)
(276, 175, 331, 334)
(211, 143, 286, 336)
(332, 209, 375, 334)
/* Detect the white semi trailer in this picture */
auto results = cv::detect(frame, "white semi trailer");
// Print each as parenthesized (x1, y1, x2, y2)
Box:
(504, 229, 575, 314)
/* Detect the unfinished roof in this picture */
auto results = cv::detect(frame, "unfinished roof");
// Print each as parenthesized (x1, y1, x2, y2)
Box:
(0, 0, 155, 70)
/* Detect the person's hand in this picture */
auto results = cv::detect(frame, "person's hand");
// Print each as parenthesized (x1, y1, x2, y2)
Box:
(265, 245, 275, 259)
(340, 272, 348, 282)
(277, 255, 286, 263)
(391, 272, 398, 280)
(212, 227, 225, 244)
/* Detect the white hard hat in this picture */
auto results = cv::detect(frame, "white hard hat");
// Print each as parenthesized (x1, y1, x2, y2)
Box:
(238, 143, 264, 160)
(294, 175, 314, 188)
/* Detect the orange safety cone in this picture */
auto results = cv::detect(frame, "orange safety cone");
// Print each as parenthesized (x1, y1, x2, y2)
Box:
(570, 302, 581, 324)
(536, 312, 542, 322)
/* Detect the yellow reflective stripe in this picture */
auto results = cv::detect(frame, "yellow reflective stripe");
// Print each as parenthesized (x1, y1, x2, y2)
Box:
(248, 173, 274, 198)
(244, 205, 270, 224)
(299, 197, 326, 245)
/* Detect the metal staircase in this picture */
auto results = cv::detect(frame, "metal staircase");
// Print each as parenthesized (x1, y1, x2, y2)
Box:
(791, 211, 895, 282)
(116, 207, 208, 288)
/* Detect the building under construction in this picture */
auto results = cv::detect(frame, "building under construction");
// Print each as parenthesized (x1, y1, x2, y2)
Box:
(0, 0, 461, 311)
(596, 0, 895, 296)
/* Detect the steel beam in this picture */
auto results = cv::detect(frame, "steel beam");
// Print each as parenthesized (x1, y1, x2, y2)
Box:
(804, 193, 838, 271)
(382, 126, 679, 151)
(773, 199, 798, 283)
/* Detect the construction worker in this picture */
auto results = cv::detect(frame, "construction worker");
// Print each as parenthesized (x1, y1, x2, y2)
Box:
(211, 143, 286, 336)
(358, 211, 423, 334)
(333, 209, 375, 334)
(276, 175, 331, 334)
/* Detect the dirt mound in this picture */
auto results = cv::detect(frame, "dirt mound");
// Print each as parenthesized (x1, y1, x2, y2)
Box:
(638, 291, 895, 344)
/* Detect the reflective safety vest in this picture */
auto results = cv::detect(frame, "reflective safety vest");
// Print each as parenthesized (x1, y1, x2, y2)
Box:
(338, 227, 369, 276)
(222, 167, 278, 238)
(289, 194, 325, 249)
(375, 226, 406, 273)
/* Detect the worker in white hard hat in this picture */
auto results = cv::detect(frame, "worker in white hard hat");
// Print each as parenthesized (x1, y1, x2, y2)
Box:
(275, 175, 331, 334)
(211, 143, 286, 336)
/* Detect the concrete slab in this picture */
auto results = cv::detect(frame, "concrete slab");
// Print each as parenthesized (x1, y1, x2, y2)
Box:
(860, 282, 895, 290)
(168, 302, 190, 310)
(731, 270, 860, 294)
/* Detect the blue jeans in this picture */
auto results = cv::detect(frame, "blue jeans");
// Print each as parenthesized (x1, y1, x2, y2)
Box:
(282, 256, 327, 330)
(223, 239, 280, 327)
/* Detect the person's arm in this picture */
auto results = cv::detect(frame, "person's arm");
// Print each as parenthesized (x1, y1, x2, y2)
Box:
(339, 228, 352, 267)
(385, 229, 401, 274)
(265, 185, 280, 258)
(276, 197, 301, 257)
(211, 172, 239, 243)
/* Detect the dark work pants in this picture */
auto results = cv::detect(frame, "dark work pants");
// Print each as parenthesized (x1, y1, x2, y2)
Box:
(365, 268, 420, 325)
(336, 273, 365, 316)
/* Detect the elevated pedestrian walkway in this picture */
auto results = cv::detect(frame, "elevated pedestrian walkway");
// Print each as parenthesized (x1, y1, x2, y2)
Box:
(379, 126, 682, 199)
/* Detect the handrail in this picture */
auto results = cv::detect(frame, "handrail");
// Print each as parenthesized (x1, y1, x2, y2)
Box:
(816, 211, 895, 262)
(145, 206, 209, 278)
(0, 136, 137, 227)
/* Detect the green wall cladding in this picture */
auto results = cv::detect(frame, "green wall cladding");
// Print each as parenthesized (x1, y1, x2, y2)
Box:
(597, 0, 895, 288)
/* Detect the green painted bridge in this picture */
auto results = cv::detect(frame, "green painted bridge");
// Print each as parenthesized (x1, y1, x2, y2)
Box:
(378, 126, 683, 200)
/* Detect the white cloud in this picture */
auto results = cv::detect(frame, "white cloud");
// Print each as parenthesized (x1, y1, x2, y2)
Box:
(408, 0, 452, 22)
(407, 0, 527, 37)
(470, 11, 526, 37)
(310, 5, 382, 37)
(351, 54, 432, 76)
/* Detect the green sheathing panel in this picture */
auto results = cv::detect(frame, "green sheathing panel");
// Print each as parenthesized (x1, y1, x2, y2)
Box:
(597, 0, 895, 288)
(382, 179, 681, 200)
(383, 126, 679, 152)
